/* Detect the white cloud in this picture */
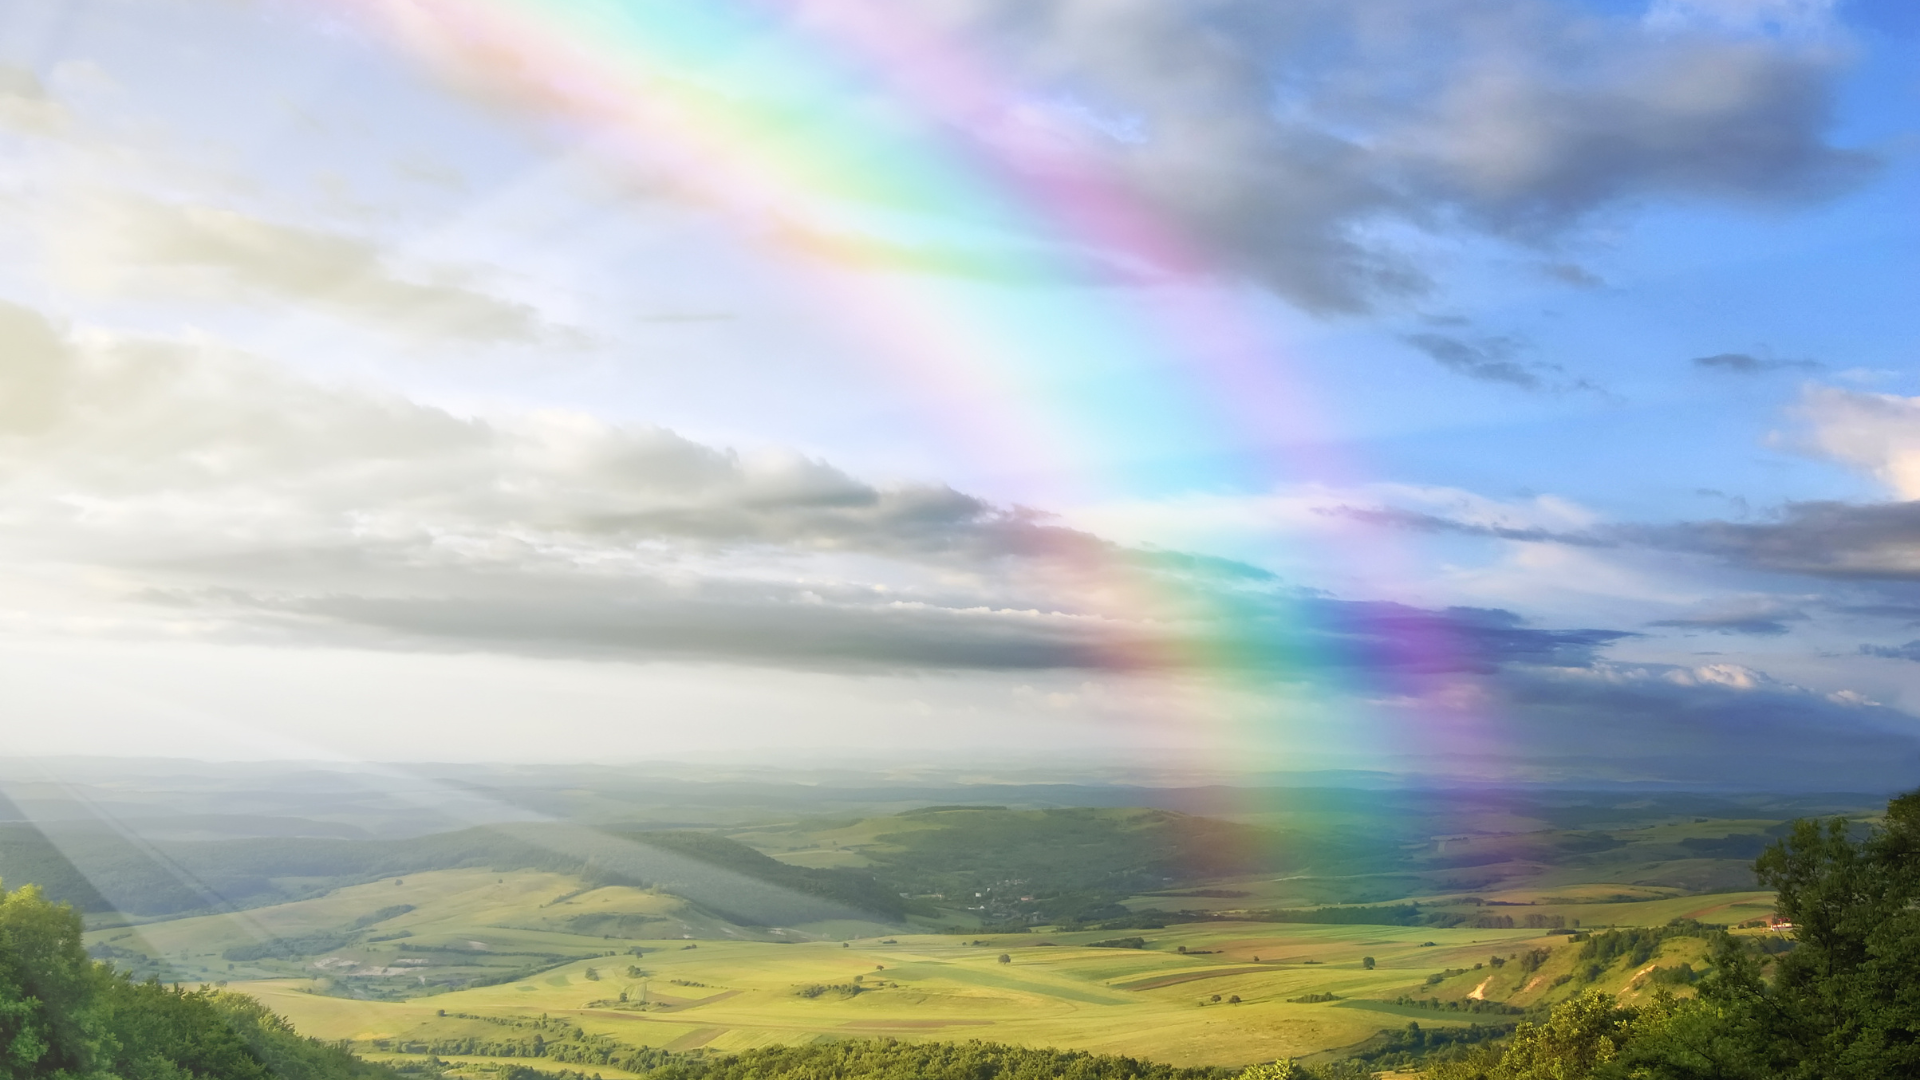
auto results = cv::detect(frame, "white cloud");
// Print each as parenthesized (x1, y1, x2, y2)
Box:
(47, 195, 564, 344)
(1797, 385, 1920, 498)
(1666, 661, 1768, 689)
(0, 300, 1153, 669)
(0, 65, 65, 133)
(0, 301, 1637, 684)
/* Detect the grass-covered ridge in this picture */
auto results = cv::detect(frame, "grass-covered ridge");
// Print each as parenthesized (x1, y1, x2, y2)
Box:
(0, 822, 903, 926)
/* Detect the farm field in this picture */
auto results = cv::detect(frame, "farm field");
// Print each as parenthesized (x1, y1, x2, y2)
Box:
(231, 919, 1545, 1067)
(77, 861, 1776, 1068)
(46, 784, 1827, 1071)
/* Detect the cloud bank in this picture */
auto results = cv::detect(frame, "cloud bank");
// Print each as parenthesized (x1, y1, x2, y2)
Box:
(364, 0, 1875, 315)
(0, 299, 1625, 680)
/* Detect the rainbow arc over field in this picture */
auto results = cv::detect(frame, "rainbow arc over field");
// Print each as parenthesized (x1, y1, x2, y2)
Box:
(336, 0, 1491, 781)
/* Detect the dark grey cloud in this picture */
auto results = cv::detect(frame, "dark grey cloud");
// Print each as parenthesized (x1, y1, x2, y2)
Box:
(894, 0, 1876, 312)
(1861, 641, 1920, 662)
(1836, 602, 1920, 626)
(1635, 500, 1920, 580)
(1344, 496, 1920, 585)
(1649, 602, 1809, 636)
(1540, 262, 1605, 289)
(1475, 663, 1920, 789)
(140, 568, 1629, 678)
(1308, 601, 1630, 674)
(1316, 504, 1611, 547)
(1693, 351, 1822, 374)
(1403, 332, 1543, 388)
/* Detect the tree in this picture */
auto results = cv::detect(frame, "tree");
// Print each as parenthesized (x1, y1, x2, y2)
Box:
(0, 881, 392, 1080)
(997, 954, 1011, 965)
(1361, 956, 1375, 970)
(1432, 788, 1920, 1080)
(1236, 1060, 1306, 1080)
(1736, 788, 1920, 1078)
(0, 881, 100, 1078)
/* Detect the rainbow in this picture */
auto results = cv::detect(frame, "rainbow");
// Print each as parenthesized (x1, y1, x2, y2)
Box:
(332, 0, 1489, 779)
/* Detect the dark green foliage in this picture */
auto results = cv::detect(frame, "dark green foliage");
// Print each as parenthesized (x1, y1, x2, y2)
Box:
(849, 808, 1281, 924)
(1390, 995, 1524, 1016)
(0, 836, 110, 914)
(385, 1025, 1230, 1080)
(1087, 937, 1147, 949)
(1063, 914, 1196, 932)
(349, 905, 415, 929)
(1241, 905, 1423, 926)
(0, 883, 97, 1077)
(1576, 919, 1720, 970)
(0, 879, 393, 1080)
(1723, 789, 1920, 1080)
(640, 1039, 1234, 1080)
(223, 933, 355, 962)
(395, 1011, 677, 1070)
(618, 831, 905, 920)
(461, 954, 604, 990)
(1344, 1021, 1512, 1071)
(792, 983, 866, 999)
(1647, 963, 1696, 986)
(1429, 787, 1920, 1080)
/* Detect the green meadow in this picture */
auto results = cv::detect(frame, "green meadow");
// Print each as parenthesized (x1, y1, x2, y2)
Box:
(79, 863, 1774, 1068)
(226, 903, 1533, 1066)
(38, 790, 1841, 1071)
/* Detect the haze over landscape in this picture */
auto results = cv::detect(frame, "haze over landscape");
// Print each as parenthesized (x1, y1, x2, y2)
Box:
(3, 4, 1920, 1078)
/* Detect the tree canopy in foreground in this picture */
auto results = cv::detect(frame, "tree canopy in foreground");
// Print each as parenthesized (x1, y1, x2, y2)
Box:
(0, 880, 394, 1080)
(1423, 787, 1920, 1080)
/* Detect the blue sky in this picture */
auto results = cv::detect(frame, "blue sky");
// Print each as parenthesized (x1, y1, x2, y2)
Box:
(0, 0, 1916, 787)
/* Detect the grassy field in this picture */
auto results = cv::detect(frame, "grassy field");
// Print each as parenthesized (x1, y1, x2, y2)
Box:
(74, 862, 1778, 1068)
(230, 917, 1547, 1067)
(62, 791, 1813, 1071)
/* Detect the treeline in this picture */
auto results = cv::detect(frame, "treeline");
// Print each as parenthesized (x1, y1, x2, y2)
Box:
(849, 807, 1299, 924)
(374, 1013, 679, 1072)
(1575, 918, 1720, 968)
(634, 1039, 1237, 1080)
(223, 931, 356, 962)
(1243, 904, 1424, 926)
(373, 1021, 1236, 1080)
(0, 880, 394, 1080)
(1432, 788, 1920, 1079)
(1159, 904, 1566, 929)
(1344, 1022, 1513, 1072)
